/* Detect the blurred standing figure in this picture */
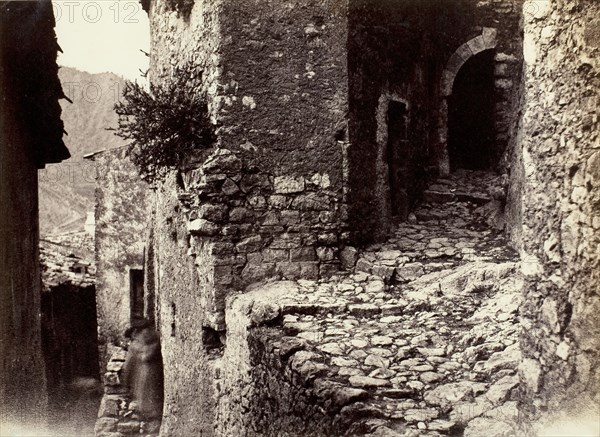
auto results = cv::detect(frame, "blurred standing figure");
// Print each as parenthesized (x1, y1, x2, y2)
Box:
(123, 319, 164, 420)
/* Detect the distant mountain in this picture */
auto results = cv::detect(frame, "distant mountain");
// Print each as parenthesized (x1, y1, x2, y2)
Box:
(39, 67, 129, 235)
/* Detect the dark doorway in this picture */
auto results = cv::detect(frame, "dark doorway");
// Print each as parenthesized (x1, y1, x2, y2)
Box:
(130, 268, 145, 323)
(386, 100, 410, 219)
(448, 49, 495, 171)
(41, 284, 101, 432)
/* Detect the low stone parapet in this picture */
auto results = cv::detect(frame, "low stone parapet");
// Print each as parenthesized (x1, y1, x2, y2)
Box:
(94, 346, 161, 437)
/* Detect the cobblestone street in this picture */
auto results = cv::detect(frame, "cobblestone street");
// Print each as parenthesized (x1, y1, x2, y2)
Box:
(252, 171, 523, 436)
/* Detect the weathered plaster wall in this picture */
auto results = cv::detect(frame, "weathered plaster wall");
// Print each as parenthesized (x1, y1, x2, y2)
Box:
(518, 0, 600, 431)
(216, 0, 348, 184)
(93, 147, 150, 367)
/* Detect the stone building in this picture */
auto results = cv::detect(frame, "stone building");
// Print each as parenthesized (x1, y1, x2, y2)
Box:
(0, 0, 71, 428)
(93, 0, 598, 436)
(84, 146, 151, 370)
(39, 233, 99, 434)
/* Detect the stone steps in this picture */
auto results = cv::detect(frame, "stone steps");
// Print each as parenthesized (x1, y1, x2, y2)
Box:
(354, 170, 513, 281)
(258, 259, 522, 436)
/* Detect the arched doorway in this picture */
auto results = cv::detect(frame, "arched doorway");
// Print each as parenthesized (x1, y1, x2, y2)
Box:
(448, 49, 495, 171)
(437, 28, 498, 175)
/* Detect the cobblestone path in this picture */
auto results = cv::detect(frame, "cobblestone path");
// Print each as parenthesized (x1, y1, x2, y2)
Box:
(267, 170, 523, 436)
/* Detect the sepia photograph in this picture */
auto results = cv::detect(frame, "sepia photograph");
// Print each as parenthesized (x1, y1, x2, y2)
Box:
(0, 0, 598, 436)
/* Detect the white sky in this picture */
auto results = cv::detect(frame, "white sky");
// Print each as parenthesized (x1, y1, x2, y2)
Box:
(52, 0, 150, 80)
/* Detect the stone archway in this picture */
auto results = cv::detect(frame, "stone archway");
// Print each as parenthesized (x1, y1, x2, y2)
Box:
(437, 28, 498, 175)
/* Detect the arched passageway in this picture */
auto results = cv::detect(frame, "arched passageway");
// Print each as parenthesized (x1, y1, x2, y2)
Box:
(448, 49, 496, 171)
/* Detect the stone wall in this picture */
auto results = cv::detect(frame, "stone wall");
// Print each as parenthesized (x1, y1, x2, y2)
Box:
(178, 148, 344, 330)
(518, 0, 600, 431)
(149, 0, 350, 313)
(92, 147, 150, 368)
(146, 173, 218, 437)
(95, 347, 160, 437)
(216, 282, 361, 436)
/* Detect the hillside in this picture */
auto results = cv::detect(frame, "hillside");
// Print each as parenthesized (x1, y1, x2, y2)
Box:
(39, 67, 129, 235)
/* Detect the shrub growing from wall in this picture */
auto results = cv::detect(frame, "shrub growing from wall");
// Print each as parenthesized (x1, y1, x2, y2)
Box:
(114, 63, 215, 182)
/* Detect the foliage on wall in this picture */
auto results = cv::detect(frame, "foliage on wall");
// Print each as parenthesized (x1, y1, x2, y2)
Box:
(114, 63, 215, 182)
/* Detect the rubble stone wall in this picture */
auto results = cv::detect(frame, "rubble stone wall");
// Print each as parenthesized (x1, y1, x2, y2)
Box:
(146, 173, 219, 437)
(245, 327, 356, 436)
(178, 147, 345, 331)
(149, 0, 350, 310)
(216, 283, 353, 436)
(94, 147, 150, 368)
(95, 347, 160, 437)
(518, 0, 600, 430)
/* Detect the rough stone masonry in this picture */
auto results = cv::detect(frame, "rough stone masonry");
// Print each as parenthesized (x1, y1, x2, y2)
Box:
(518, 0, 600, 431)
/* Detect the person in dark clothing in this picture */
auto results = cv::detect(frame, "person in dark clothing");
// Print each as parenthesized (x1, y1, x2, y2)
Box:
(122, 319, 164, 420)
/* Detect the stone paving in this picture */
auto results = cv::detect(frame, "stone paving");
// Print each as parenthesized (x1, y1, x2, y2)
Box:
(258, 170, 523, 436)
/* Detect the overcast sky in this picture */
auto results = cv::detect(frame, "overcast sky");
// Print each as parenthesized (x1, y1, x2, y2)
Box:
(52, 0, 150, 80)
